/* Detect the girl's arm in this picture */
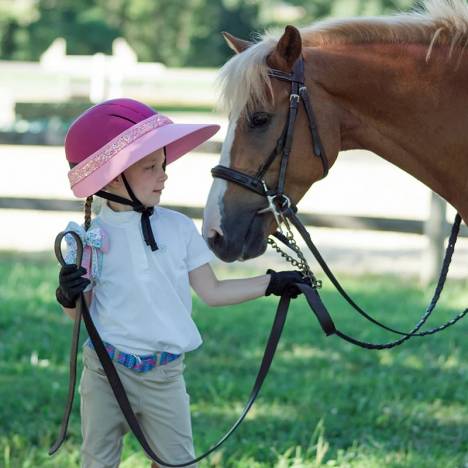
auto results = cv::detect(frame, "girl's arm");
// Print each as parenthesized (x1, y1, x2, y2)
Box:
(188, 263, 270, 306)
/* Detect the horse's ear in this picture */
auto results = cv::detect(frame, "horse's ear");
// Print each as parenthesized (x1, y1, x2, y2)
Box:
(222, 31, 252, 54)
(268, 25, 302, 71)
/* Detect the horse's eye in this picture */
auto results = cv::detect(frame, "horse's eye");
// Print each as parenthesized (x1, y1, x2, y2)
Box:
(248, 112, 271, 129)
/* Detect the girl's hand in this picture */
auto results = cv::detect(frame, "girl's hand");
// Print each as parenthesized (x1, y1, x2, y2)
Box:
(265, 269, 311, 298)
(56, 264, 90, 308)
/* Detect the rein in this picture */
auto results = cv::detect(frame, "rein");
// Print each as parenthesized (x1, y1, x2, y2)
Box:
(211, 55, 467, 348)
(50, 231, 329, 466)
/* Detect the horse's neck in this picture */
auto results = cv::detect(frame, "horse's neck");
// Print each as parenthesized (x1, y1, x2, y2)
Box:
(307, 43, 468, 220)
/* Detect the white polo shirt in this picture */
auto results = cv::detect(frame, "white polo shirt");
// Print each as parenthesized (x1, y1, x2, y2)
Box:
(83, 201, 215, 355)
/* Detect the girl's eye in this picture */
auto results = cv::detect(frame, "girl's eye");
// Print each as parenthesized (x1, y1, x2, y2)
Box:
(145, 160, 166, 171)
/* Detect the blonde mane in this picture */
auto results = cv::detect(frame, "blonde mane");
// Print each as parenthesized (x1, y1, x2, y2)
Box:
(218, 0, 468, 116)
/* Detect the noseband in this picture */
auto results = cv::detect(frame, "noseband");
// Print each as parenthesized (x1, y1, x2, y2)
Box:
(211, 56, 329, 226)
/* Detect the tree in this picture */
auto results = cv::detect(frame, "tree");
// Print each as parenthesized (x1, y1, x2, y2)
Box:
(0, 0, 39, 59)
(186, 0, 263, 67)
(0, 0, 423, 65)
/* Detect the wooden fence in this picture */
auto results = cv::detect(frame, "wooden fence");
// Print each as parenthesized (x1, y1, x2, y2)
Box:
(1, 192, 466, 284)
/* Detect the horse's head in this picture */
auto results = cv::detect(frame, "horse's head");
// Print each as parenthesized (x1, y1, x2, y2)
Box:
(203, 26, 341, 262)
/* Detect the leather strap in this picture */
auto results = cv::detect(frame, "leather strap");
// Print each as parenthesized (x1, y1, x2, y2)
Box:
(49, 231, 84, 455)
(211, 166, 267, 196)
(96, 180, 158, 252)
(284, 209, 468, 349)
(120, 173, 158, 251)
(277, 79, 300, 195)
(268, 57, 328, 179)
(50, 229, 311, 466)
(298, 86, 329, 176)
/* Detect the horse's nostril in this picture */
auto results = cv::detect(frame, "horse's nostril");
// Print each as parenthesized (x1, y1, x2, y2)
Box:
(207, 230, 224, 250)
(207, 227, 223, 239)
(212, 231, 223, 245)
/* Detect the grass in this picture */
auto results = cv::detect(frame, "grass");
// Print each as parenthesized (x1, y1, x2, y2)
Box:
(0, 250, 467, 467)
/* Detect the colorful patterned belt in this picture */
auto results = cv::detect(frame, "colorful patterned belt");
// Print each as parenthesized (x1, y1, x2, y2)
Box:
(85, 339, 181, 373)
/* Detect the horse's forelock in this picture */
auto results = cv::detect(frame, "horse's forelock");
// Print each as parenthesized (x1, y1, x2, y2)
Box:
(216, 36, 277, 118)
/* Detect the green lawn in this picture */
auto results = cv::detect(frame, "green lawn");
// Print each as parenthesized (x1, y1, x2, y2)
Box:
(0, 250, 467, 467)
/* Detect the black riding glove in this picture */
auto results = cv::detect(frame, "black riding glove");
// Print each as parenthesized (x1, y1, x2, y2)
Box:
(56, 264, 90, 308)
(265, 269, 312, 298)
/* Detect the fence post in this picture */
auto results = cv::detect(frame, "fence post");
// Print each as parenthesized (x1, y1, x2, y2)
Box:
(90, 53, 107, 103)
(421, 192, 447, 285)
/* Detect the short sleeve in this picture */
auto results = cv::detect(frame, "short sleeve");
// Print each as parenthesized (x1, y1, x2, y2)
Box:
(185, 219, 215, 272)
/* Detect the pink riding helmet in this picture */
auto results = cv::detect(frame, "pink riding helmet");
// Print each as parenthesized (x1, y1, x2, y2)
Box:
(65, 98, 220, 197)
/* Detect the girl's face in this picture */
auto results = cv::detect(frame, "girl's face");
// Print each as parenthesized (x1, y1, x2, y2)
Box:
(106, 148, 168, 210)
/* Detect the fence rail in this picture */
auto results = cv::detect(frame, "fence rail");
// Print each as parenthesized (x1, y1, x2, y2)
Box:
(2, 196, 466, 238)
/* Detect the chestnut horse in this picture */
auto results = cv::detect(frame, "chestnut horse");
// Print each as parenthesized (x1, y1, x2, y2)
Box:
(203, 0, 468, 262)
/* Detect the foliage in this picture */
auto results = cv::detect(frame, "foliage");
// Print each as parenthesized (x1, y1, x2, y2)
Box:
(14, 101, 216, 123)
(0, 250, 467, 467)
(0, 0, 421, 66)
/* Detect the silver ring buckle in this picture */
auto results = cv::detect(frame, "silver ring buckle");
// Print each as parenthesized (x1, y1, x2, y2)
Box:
(257, 181, 291, 232)
(290, 93, 300, 104)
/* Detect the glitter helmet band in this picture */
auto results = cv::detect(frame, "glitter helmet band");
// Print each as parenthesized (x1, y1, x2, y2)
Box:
(65, 98, 220, 198)
(68, 114, 171, 189)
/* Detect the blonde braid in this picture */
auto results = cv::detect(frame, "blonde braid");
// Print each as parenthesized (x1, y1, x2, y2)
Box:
(84, 195, 94, 231)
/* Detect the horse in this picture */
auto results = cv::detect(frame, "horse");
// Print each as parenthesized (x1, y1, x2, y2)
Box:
(202, 0, 468, 263)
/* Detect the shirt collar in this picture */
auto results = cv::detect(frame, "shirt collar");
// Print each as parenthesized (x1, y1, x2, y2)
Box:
(99, 200, 157, 226)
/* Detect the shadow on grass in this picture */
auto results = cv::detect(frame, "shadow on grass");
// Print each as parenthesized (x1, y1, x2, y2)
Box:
(1, 250, 467, 466)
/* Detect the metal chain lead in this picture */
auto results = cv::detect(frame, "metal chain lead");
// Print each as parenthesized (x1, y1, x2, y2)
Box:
(268, 218, 322, 289)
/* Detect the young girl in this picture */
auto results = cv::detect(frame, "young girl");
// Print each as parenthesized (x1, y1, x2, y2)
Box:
(56, 98, 310, 468)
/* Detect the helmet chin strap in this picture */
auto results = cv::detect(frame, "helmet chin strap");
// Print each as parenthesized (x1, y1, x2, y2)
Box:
(96, 172, 158, 251)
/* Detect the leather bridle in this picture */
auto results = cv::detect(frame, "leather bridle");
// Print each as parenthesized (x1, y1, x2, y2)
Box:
(210, 54, 467, 347)
(212, 56, 328, 227)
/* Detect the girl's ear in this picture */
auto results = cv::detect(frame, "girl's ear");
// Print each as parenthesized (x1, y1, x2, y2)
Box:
(105, 176, 122, 190)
